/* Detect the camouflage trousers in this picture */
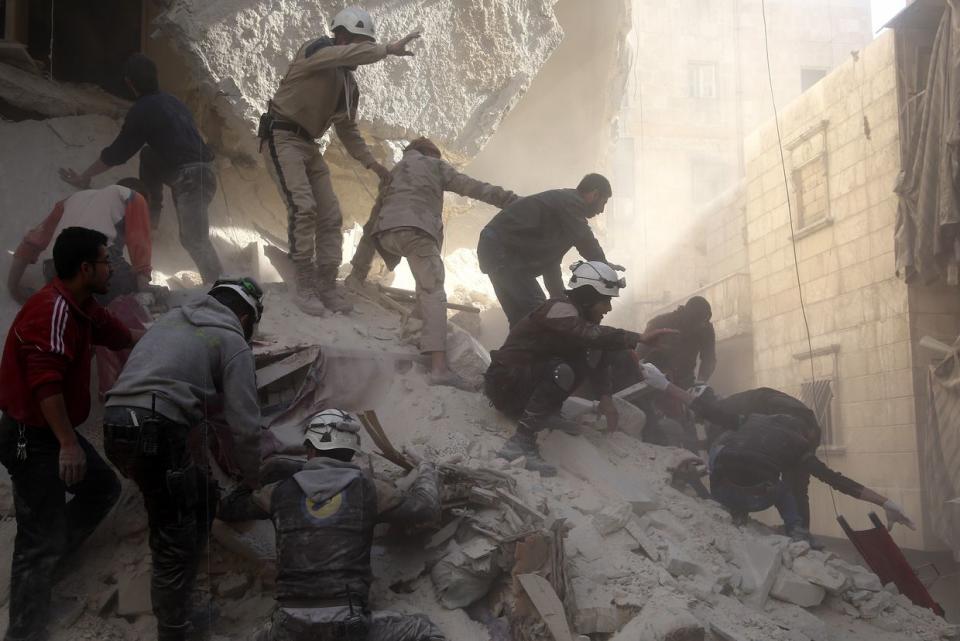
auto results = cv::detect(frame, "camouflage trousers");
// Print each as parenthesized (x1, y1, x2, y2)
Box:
(255, 605, 446, 641)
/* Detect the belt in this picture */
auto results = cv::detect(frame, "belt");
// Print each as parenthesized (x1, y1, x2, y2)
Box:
(269, 118, 313, 140)
(278, 596, 362, 609)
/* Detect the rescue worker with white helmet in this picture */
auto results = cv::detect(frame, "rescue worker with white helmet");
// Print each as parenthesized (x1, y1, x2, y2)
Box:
(484, 261, 675, 475)
(219, 409, 446, 641)
(259, 6, 421, 316)
(103, 276, 266, 641)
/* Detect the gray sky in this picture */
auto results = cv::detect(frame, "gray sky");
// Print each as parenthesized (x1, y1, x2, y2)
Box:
(872, 0, 906, 33)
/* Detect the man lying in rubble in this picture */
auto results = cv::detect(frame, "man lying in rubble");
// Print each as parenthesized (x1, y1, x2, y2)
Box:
(219, 409, 446, 641)
(260, 6, 421, 316)
(102, 277, 265, 641)
(60, 54, 223, 284)
(0, 227, 142, 641)
(7, 178, 153, 306)
(346, 136, 518, 390)
(478, 173, 624, 327)
(640, 364, 916, 543)
(484, 260, 675, 476)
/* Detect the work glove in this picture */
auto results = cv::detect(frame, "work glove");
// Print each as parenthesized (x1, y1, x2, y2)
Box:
(641, 362, 670, 391)
(883, 500, 917, 531)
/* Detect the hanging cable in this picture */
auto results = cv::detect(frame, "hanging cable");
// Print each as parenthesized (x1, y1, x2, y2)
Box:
(759, 0, 841, 517)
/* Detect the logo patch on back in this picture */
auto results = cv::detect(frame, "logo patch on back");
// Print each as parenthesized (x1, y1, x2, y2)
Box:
(304, 492, 343, 521)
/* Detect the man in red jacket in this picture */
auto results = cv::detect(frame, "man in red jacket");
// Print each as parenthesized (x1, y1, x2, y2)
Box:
(0, 227, 141, 641)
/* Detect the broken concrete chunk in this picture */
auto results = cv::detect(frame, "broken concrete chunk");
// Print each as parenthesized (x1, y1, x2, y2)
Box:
(640, 510, 689, 541)
(791, 556, 848, 594)
(592, 502, 633, 536)
(571, 578, 620, 635)
(117, 570, 152, 616)
(613, 592, 705, 641)
(770, 569, 826, 607)
(216, 572, 252, 599)
(852, 571, 883, 592)
(786, 540, 811, 559)
(430, 544, 500, 609)
(663, 542, 703, 578)
(734, 539, 782, 607)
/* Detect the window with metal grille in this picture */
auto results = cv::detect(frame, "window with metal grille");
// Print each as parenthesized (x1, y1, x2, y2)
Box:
(800, 379, 836, 446)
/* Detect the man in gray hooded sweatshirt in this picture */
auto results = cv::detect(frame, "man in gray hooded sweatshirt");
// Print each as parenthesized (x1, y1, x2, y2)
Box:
(219, 408, 445, 641)
(103, 277, 265, 641)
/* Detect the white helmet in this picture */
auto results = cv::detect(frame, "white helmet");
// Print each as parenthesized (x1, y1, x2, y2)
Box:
(567, 260, 626, 297)
(304, 409, 362, 453)
(331, 6, 376, 41)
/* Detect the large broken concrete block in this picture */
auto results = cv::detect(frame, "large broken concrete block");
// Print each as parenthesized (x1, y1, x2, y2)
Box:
(592, 502, 633, 536)
(540, 432, 658, 514)
(156, 0, 563, 163)
(791, 556, 847, 594)
(613, 592, 705, 641)
(571, 577, 620, 635)
(770, 569, 826, 608)
(734, 539, 781, 607)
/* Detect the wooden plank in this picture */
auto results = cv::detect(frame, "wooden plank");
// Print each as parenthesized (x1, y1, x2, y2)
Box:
(494, 488, 548, 523)
(255, 346, 320, 389)
(517, 574, 575, 641)
(379, 285, 481, 314)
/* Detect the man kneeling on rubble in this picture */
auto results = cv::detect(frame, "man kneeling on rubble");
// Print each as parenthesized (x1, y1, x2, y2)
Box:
(484, 261, 674, 476)
(639, 365, 916, 543)
(103, 277, 265, 641)
(219, 409, 446, 641)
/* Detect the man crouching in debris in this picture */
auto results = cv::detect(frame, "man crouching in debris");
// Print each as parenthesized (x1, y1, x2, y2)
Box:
(484, 261, 675, 476)
(0, 227, 141, 641)
(219, 409, 446, 641)
(102, 277, 265, 641)
(260, 6, 421, 316)
(640, 365, 916, 543)
(347, 136, 519, 390)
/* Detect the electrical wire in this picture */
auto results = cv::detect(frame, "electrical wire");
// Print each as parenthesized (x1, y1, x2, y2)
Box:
(759, 0, 841, 518)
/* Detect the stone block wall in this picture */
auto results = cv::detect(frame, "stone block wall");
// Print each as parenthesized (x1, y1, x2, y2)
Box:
(743, 30, 928, 547)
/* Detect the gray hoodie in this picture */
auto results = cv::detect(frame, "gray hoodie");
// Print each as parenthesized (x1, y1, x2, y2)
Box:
(106, 296, 261, 485)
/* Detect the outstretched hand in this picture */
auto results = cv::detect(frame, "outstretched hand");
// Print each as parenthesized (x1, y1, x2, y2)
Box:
(386, 31, 421, 56)
(883, 500, 917, 531)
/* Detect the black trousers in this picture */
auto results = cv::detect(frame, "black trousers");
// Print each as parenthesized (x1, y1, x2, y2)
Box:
(103, 407, 219, 641)
(477, 230, 546, 327)
(484, 359, 571, 421)
(0, 415, 120, 641)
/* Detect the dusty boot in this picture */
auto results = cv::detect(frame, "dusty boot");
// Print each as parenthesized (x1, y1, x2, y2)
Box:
(498, 428, 557, 477)
(292, 264, 327, 316)
(315, 265, 354, 314)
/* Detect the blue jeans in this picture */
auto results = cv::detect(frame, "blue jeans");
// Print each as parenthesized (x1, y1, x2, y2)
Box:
(708, 445, 803, 532)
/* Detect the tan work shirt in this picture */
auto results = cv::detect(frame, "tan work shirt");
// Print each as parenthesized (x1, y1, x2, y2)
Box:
(373, 150, 518, 246)
(270, 40, 388, 168)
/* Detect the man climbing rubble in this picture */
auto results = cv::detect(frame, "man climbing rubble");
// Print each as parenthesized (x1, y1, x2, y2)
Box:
(346, 136, 519, 390)
(102, 276, 265, 641)
(8, 178, 153, 305)
(641, 295, 716, 389)
(0, 227, 141, 641)
(484, 261, 675, 476)
(60, 54, 223, 284)
(477, 173, 623, 327)
(219, 409, 446, 641)
(640, 364, 916, 543)
(260, 6, 421, 316)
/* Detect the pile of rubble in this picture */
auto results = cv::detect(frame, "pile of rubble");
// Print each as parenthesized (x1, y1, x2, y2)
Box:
(0, 290, 957, 641)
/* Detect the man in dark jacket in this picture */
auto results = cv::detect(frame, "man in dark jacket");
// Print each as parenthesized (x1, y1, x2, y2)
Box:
(103, 277, 265, 641)
(478, 173, 621, 326)
(485, 261, 673, 476)
(60, 54, 222, 283)
(640, 366, 916, 540)
(643, 296, 716, 389)
(219, 409, 444, 641)
(0, 227, 139, 641)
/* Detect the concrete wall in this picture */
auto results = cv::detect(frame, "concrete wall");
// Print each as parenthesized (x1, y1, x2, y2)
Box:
(742, 30, 928, 547)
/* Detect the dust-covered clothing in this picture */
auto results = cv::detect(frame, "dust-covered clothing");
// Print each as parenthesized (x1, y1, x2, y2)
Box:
(643, 307, 716, 389)
(485, 297, 641, 417)
(264, 39, 386, 269)
(219, 458, 444, 641)
(377, 229, 447, 352)
(372, 149, 517, 245)
(105, 296, 261, 486)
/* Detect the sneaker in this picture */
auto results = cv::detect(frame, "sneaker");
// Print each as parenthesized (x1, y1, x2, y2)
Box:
(519, 411, 581, 436)
(429, 371, 478, 392)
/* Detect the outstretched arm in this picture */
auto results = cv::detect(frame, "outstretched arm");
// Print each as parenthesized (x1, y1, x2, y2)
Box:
(802, 457, 915, 531)
(377, 462, 441, 527)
